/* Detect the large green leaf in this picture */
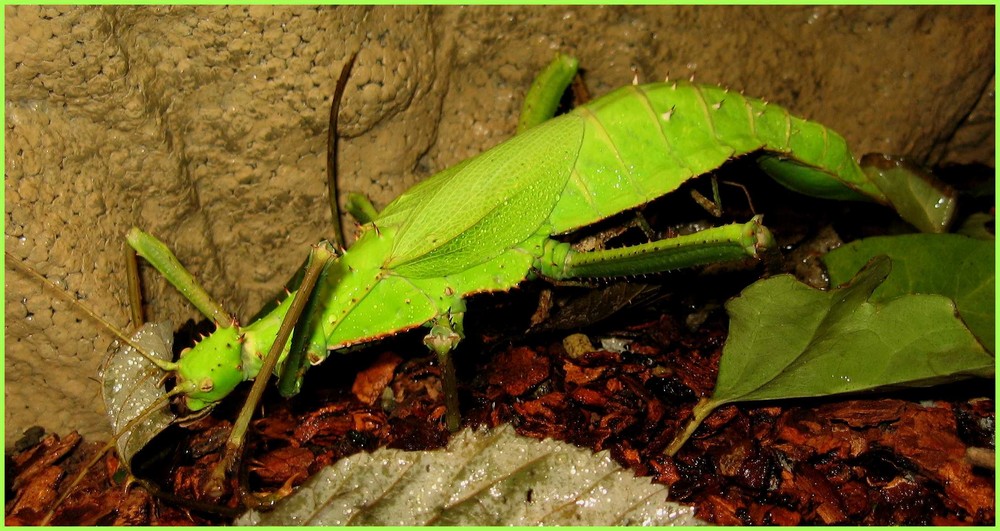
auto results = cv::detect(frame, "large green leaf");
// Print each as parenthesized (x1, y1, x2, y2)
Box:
(823, 233, 995, 353)
(667, 256, 993, 455)
(238, 425, 703, 526)
(714, 256, 992, 403)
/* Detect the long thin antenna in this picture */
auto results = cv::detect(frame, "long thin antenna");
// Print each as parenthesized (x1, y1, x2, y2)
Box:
(5, 252, 174, 371)
(326, 51, 359, 250)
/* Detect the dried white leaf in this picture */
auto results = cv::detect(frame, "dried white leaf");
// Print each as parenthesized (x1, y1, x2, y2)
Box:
(238, 424, 703, 526)
(100, 321, 176, 466)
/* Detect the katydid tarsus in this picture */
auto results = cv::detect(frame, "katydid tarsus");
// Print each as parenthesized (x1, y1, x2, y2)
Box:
(7, 53, 956, 518)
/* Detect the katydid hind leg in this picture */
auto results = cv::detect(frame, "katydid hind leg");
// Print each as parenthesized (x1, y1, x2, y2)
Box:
(539, 217, 776, 281)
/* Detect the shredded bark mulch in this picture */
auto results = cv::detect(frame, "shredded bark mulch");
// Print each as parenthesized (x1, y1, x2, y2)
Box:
(6, 306, 994, 525)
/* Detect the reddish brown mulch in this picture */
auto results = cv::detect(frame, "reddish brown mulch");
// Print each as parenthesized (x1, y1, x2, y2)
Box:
(6, 307, 994, 525)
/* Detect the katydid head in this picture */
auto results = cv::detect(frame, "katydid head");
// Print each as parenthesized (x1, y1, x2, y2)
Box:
(173, 324, 245, 411)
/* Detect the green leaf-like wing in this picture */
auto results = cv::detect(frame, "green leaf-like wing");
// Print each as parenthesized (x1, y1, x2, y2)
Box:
(713, 256, 993, 405)
(377, 115, 583, 278)
(823, 233, 995, 353)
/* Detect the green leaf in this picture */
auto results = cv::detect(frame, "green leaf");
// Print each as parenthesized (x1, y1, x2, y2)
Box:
(860, 154, 957, 233)
(667, 256, 993, 455)
(237, 425, 703, 526)
(716, 256, 993, 403)
(822, 234, 995, 353)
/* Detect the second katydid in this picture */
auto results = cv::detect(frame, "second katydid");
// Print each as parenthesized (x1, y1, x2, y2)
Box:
(111, 54, 954, 477)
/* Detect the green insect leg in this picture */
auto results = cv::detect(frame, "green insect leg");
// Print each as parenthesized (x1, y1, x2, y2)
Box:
(538, 216, 776, 280)
(346, 191, 380, 226)
(277, 247, 338, 397)
(424, 311, 465, 432)
(126, 227, 232, 326)
(205, 242, 336, 502)
(517, 53, 579, 132)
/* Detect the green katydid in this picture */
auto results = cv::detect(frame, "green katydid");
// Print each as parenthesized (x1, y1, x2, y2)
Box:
(132, 54, 951, 412)
(9, 53, 956, 517)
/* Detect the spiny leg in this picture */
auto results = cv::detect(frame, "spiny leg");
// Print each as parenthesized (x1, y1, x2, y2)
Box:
(204, 241, 337, 501)
(538, 216, 776, 280)
(276, 245, 338, 397)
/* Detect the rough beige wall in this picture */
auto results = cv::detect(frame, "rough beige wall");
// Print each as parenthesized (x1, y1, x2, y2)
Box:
(5, 5, 994, 445)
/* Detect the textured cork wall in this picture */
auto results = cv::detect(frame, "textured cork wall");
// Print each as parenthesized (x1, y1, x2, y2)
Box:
(5, 5, 994, 444)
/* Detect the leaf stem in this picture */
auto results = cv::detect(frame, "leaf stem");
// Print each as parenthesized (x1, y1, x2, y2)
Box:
(665, 397, 720, 457)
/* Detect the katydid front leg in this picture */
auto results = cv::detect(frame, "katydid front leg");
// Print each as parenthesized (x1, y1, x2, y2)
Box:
(205, 241, 336, 502)
(127, 228, 232, 326)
